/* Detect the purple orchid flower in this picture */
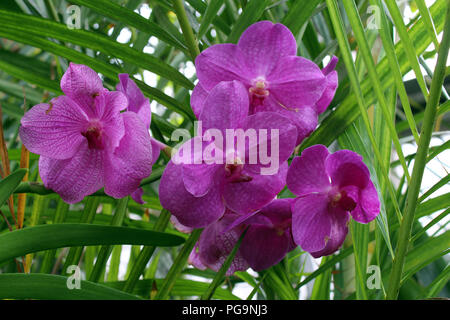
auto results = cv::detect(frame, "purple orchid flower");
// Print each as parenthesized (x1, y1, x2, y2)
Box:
(188, 199, 295, 275)
(159, 81, 297, 228)
(116, 73, 167, 203)
(286, 145, 380, 258)
(191, 20, 338, 144)
(19, 63, 153, 203)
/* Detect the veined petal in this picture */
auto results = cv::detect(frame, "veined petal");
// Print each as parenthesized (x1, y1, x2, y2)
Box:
(199, 81, 249, 136)
(116, 74, 151, 128)
(291, 193, 333, 253)
(159, 160, 225, 228)
(39, 142, 104, 204)
(150, 137, 165, 165)
(258, 96, 318, 145)
(240, 225, 290, 271)
(325, 150, 371, 189)
(346, 181, 380, 224)
(223, 162, 287, 214)
(268, 56, 326, 109)
(195, 44, 251, 90)
(243, 112, 297, 175)
(197, 214, 249, 275)
(287, 145, 331, 197)
(309, 206, 349, 258)
(238, 21, 297, 76)
(130, 188, 145, 204)
(103, 112, 152, 199)
(60, 63, 104, 116)
(191, 83, 208, 119)
(315, 56, 339, 114)
(93, 91, 127, 150)
(19, 97, 88, 160)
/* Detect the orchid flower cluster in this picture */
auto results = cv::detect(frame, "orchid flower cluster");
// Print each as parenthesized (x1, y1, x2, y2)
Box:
(19, 21, 380, 276)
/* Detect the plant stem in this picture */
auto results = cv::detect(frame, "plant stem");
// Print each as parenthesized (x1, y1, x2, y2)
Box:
(154, 228, 202, 300)
(386, 2, 450, 300)
(172, 0, 201, 60)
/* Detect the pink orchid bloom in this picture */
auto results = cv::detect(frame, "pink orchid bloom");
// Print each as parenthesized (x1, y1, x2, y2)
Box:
(191, 21, 338, 144)
(19, 63, 153, 203)
(287, 145, 380, 258)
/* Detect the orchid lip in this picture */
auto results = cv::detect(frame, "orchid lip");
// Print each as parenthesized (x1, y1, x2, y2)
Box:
(249, 77, 269, 98)
(82, 123, 104, 149)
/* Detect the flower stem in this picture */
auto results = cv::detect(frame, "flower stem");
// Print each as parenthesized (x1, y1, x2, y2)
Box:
(172, 0, 201, 60)
(386, 2, 450, 300)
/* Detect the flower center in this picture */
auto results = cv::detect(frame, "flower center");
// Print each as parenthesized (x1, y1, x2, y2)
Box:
(224, 159, 252, 183)
(329, 189, 357, 212)
(249, 78, 269, 106)
(82, 125, 104, 149)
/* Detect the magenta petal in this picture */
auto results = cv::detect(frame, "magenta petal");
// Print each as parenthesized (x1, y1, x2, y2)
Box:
(258, 198, 292, 227)
(93, 91, 127, 150)
(150, 138, 165, 165)
(191, 83, 208, 119)
(243, 112, 297, 175)
(223, 162, 287, 214)
(116, 74, 151, 128)
(199, 81, 249, 135)
(39, 142, 104, 204)
(240, 225, 290, 271)
(346, 181, 380, 224)
(159, 160, 225, 228)
(325, 150, 370, 189)
(60, 63, 104, 115)
(130, 188, 145, 204)
(291, 193, 333, 253)
(315, 57, 339, 114)
(182, 162, 222, 197)
(258, 96, 318, 145)
(19, 97, 88, 159)
(197, 214, 249, 275)
(103, 112, 152, 199)
(195, 44, 251, 90)
(171, 215, 194, 234)
(238, 21, 297, 76)
(268, 56, 326, 108)
(287, 145, 331, 197)
(188, 243, 207, 271)
(310, 206, 350, 258)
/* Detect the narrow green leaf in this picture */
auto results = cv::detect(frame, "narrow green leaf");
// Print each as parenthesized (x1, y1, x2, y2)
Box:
(384, 0, 429, 98)
(0, 10, 193, 89)
(226, 0, 269, 43)
(198, 0, 225, 38)
(0, 169, 27, 206)
(0, 224, 185, 264)
(282, 0, 322, 36)
(67, 0, 188, 52)
(0, 273, 142, 300)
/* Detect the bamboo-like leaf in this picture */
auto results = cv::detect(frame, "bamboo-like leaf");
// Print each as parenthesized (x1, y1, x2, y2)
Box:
(0, 169, 27, 207)
(198, 0, 225, 38)
(67, 0, 188, 52)
(0, 224, 185, 264)
(302, 0, 447, 149)
(0, 10, 194, 89)
(0, 273, 142, 300)
(226, 0, 269, 43)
